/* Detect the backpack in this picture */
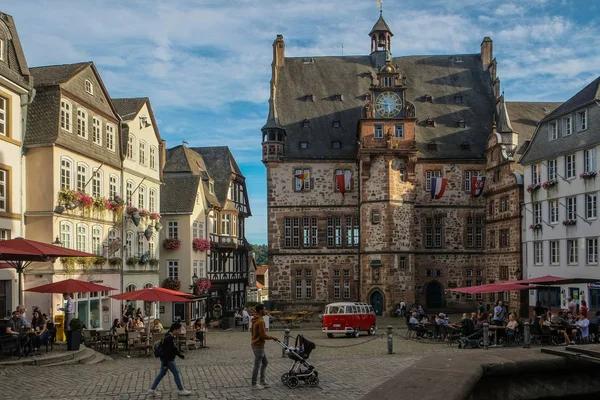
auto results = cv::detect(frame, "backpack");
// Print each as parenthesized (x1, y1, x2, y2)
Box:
(153, 339, 163, 358)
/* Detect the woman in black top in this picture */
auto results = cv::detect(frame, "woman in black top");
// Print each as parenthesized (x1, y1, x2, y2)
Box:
(30, 310, 48, 355)
(148, 323, 191, 397)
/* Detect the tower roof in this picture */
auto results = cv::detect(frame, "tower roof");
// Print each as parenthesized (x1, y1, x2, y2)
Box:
(369, 12, 393, 36)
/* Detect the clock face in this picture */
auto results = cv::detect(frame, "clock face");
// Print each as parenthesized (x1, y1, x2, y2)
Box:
(375, 91, 403, 118)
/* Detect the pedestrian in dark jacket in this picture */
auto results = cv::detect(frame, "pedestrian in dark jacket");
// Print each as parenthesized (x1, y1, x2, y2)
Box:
(148, 323, 191, 397)
(251, 304, 277, 390)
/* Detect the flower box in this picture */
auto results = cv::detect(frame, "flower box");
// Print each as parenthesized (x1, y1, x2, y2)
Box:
(562, 219, 577, 226)
(138, 209, 150, 218)
(542, 180, 558, 190)
(580, 171, 597, 180)
(126, 206, 138, 216)
(126, 257, 139, 266)
(163, 238, 181, 251)
(150, 213, 161, 220)
(529, 223, 542, 230)
(527, 183, 541, 193)
(162, 278, 181, 291)
(193, 238, 211, 252)
(194, 278, 212, 295)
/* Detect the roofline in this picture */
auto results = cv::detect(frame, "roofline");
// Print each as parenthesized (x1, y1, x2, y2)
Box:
(539, 99, 598, 124)
(283, 53, 480, 60)
(30, 62, 92, 88)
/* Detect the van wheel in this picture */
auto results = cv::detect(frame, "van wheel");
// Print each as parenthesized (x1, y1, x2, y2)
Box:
(354, 327, 360, 338)
(326, 333, 334, 338)
(368, 325, 376, 335)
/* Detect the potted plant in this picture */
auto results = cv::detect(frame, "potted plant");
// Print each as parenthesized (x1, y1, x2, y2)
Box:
(61, 257, 76, 275)
(67, 318, 83, 351)
(109, 257, 122, 267)
(93, 256, 107, 266)
(126, 257, 139, 267)
(580, 171, 597, 180)
(163, 238, 181, 250)
(162, 277, 181, 291)
(148, 258, 159, 267)
(193, 238, 211, 252)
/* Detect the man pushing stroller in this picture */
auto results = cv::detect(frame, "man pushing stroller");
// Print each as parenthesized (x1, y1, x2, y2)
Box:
(250, 304, 277, 390)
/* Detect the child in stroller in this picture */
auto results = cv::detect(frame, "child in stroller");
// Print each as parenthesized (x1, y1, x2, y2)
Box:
(275, 334, 320, 389)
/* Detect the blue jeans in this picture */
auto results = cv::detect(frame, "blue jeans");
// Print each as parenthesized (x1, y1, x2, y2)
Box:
(151, 361, 184, 390)
(251, 347, 268, 385)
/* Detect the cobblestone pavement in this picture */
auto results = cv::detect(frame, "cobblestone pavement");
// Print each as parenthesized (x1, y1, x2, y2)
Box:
(0, 321, 459, 400)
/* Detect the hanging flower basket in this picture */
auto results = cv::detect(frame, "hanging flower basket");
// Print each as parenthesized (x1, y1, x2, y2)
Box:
(580, 171, 597, 180)
(93, 196, 107, 212)
(148, 258, 159, 267)
(163, 238, 181, 250)
(57, 189, 77, 205)
(162, 278, 181, 291)
(75, 192, 93, 208)
(562, 219, 577, 226)
(139, 209, 150, 218)
(144, 226, 154, 240)
(527, 183, 541, 193)
(126, 257, 139, 266)
(139, 218, 148, 230)
(193, 238, 211, 252)
(155, 221, 163, 232)
(194, 278, 212, 295)
(529, 223, 542, 231)
(109, 257, 122, 267)
(93, 256, 107, 266)
(131, 212, 141, 227)
(542, 180, 558, 190)
(126, 206, 138, 215)
(150, 213, 161, 220)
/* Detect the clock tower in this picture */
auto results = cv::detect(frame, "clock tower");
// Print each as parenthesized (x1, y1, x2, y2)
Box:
(358, 23, 418, 310)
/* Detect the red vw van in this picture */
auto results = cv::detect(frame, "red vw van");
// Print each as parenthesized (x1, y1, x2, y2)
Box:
(322, 302, 377, 338)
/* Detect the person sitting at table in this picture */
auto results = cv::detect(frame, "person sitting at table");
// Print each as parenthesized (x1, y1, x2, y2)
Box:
(153, 319, 164, 331)
(409, 312, 426, 338)
(111, 319, 123, 333)
(193, 318, 205, 343)
(6, 310, 30, 356)
(505, 314, 518, 337)
(580, 300, 588, 317)
(549, 311, 571, 345)
(134, 317, 144, 329)
(572, 312, 590, 343)
(533, 301, 547, 321)
(475, 313, 488, 330)
(30, 309, 48, 355)
(436, 313, 449, 327)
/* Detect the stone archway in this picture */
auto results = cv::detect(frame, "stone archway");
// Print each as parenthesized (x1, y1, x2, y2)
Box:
(425, 281, 443, 309)
(369, 290, 384, 316)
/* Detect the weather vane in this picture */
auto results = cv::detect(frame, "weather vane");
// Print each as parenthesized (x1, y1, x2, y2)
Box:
(377, 0, 383, 13)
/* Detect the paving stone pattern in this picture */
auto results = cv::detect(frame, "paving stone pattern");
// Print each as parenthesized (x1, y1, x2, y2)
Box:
(0, 325, 457, 400)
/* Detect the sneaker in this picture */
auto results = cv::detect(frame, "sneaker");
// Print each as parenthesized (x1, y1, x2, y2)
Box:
(178, 389, 192, 396)
(147, 389, 161, 397)
(251, 383, 265, 390)
(260, 380, 271, 388)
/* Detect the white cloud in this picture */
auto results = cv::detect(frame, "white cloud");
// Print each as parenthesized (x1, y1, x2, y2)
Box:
(494, 3, 525, 16)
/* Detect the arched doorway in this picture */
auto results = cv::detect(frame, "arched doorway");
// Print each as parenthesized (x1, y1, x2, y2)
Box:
(425, 281, 443, 309)
(370, 290, 384, 316)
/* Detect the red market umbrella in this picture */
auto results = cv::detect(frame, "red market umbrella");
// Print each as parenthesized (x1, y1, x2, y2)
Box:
(0, 237, 97, 303)
(25, 279, 117, 294)
(453, 282, 531, 294)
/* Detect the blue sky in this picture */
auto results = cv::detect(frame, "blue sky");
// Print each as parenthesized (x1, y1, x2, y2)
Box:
(7, 0, 600, 244)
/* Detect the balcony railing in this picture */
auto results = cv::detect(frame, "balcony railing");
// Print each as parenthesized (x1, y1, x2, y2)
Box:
(210, 234, 245, 249)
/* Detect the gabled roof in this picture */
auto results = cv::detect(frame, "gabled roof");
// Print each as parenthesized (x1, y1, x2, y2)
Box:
(112, 97, 148, 121)
(369, 12, 393, 36)
(0, 12, 32, 89)
(160, 175, 201, 214)
(256, 265, 268, 275)
(29, 62, 90, 87)
(539, 76, 600, 123)
(191, 147, 244, 205)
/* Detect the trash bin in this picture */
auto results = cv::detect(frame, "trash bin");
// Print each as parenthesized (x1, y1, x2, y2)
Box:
(55, 315, 65, 342)
(222, 310, 235, 330)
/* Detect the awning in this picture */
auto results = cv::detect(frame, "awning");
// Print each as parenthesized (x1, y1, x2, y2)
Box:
(453, 282, 531, 294)
(369, 260, 383, 267)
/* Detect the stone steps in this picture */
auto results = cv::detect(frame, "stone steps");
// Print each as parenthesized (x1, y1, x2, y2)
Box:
(0, 345, 110, 367)
(42, 347, 98, 367)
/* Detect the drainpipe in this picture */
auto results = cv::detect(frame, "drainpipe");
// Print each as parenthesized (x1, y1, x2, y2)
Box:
(357, 157, 362, 302)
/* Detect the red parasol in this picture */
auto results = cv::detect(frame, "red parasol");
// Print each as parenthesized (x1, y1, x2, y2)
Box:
(453, 282, 531, 294)
(25, 279, 117, 293)
(110, 287, 192, 303)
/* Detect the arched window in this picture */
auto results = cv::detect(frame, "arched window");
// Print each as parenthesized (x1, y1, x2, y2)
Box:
(60, 99, 72, 132)
(127, 134, 135, 160)
(92, 169, 103, 197)
(60, 221, 73, 249)
(76, 223, 88, 252)
(139, 141, 147, 166)
(108, 228, 119, 256)
(60, 157, 73, 190)
(77, 108, 88, 139)
(149, 189, 157, 213)
(106, 123, 115, 151)
(126, 230, 134, 259)
(137, 234, 144, 257)
(92, 117, 102, 145)
(144, 283, 153, 289)
(109, 174, 119, 199)
(125, 284, 137, 293)
(76, 163, 88, 193)
(92, 225, 102, 255)
(126, 180, 134, 206)
(138, 185, 146, 210)
(150, 146, 157, 170)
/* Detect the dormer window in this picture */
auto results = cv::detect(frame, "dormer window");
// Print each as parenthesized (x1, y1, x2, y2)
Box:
(299, 141, 309, 149)
(85, 80, 94, 95)
(332, 141, 342, 149)
(332, 120, 341, 128)
(362, 72, 374, 80)
(460, 141, 470, 150)
(426, 118, 435, 127)
(304, 94, 314, 102)
(424, 94, 433, 103)
(302, 118, 311, 128)
(301, 58, 314, 64)
(209, 182, 215, 194)
(455, 93, 463, 103)
(428, 140, 437, 151)
(458, 119, 466, 128)
(334, 94, 343, 101)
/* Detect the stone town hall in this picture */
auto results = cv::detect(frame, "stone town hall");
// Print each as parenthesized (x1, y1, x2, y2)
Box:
(261, 12, 558, 315)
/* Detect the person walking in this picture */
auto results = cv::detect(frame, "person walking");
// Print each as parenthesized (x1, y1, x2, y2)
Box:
(250, 304, 276, 390)
(148, 323, 192, 397)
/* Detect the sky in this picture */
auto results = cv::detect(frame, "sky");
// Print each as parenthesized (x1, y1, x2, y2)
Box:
(7, 0, 600, 244)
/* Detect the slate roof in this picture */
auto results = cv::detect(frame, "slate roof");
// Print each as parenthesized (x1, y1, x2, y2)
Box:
(29, 62, 90, 87)
(24, 90, 60, 145)
(0, 12, 32, 89)
(520, 76, 600, 165)
(160, 175, 200, 214)
(273, 53, 495, 160)
(113, 97, 148, 121)
(191, 147, 243, 205)
(369, 12, 393, 35)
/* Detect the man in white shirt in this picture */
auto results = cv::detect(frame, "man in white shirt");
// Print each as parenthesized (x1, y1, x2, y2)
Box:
(574, 312, 590, 342)
(59, 293, 75, 331)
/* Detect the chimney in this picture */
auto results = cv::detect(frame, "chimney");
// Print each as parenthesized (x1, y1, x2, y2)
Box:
(273, 34, 285, 68)
(480, 37, 493, 71)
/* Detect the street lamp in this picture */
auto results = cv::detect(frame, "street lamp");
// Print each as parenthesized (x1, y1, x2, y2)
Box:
(52, 236, 62, 246)
(189, 273, 198, 291)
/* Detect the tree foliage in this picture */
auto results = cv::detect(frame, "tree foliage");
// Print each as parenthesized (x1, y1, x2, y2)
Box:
(252, 244, 268, 265)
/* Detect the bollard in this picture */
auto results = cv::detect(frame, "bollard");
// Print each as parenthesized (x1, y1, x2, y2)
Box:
(523, 322, 531, 349)
(387, 325, 393, 354)
(282, 328, 291, 358)
(483, 323, 489, 350)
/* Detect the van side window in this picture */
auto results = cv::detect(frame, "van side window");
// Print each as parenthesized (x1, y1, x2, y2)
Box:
(352, 306, 357, 313)
(346, 306, 352, 314)
(368, 306, 374, 314)
(361, 305, 366, 313)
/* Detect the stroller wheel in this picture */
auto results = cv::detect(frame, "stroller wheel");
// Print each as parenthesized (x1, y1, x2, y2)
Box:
(307, 375, 319, 387)
(281, 373, 289, 384)
(287, 376, 299, 389)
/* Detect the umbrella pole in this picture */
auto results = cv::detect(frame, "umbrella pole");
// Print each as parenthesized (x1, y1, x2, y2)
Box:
(18, 268, 23, 306)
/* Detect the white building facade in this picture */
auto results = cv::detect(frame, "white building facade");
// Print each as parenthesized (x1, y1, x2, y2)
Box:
(520, 76, 600, 316)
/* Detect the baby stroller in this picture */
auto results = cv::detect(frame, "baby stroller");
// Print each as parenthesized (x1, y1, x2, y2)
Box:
(457, 319, 484, 349)
(275, 334, 319, 389)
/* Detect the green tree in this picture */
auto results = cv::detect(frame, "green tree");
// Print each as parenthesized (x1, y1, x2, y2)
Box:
(252, 244, 268, 265)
